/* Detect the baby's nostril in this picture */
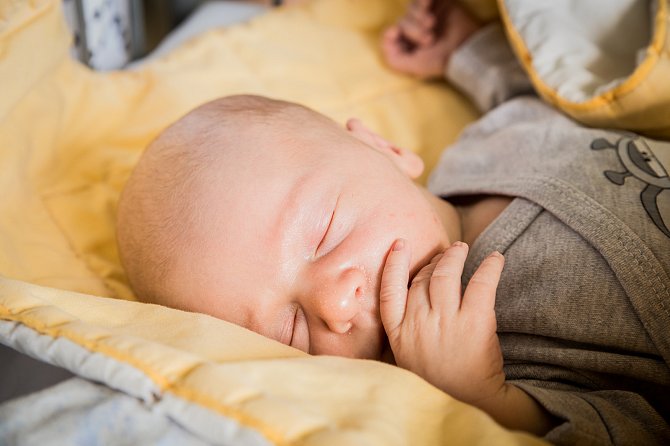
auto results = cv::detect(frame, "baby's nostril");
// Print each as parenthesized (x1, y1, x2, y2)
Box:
(355, 286, 363, 298)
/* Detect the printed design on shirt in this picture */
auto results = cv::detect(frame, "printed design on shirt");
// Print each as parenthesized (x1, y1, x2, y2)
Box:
(590, 136, 670, 238)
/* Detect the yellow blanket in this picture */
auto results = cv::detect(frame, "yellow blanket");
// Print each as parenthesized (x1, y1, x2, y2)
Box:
(0, 0, 547, 444)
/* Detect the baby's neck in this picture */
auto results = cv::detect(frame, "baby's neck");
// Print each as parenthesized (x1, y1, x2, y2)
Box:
(452, 195, 514, 245)
(421, 188, 513, 246)
(419, 187, 462, 243)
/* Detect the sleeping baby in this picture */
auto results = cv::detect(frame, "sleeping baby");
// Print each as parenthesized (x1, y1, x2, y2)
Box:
(117, 1, 670, 444)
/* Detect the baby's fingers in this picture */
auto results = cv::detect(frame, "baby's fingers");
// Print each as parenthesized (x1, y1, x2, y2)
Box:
(429, 242, 468, 314)
(398, 15, 434, 47)
(463, 252, 504, 314)
(408, 1, 436, 33)
(380, 239, 411, 340)
(396, 0, 436, 47)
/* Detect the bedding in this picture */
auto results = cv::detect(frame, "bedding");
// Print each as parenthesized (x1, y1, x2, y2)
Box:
(0, 0, 541, 445)
(1, 0, 663, 443)
(0, 278, 545, 445)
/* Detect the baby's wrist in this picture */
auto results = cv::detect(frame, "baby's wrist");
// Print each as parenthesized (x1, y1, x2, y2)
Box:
(457, 377, 507, 408)
(473, 383, 558, 436)
(443, 8, 483, 73)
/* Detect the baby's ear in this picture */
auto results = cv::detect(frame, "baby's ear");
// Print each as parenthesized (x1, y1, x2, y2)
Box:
(346, 118, 424, 179)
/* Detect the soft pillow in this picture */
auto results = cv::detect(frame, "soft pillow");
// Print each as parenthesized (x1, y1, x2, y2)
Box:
(0, 0, 478, 299)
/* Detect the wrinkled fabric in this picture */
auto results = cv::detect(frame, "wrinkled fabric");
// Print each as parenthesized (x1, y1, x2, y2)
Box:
(432, 24, 670, 445)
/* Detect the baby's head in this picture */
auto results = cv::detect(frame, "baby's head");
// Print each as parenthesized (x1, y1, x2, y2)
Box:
(117, 95, 451, 359)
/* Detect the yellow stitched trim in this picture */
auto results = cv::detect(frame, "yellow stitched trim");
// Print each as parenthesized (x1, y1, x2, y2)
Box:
(167, 385, 287, 446)
(0, 306, 285, 445)
(498, 0, 668, 111)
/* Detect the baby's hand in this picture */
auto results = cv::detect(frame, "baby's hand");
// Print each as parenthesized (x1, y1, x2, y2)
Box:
(382, 0, 481, 79)
(380, 240, 506, 406)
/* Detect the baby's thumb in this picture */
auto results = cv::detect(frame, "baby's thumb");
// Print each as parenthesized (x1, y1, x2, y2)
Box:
(379, 239, 410, 340)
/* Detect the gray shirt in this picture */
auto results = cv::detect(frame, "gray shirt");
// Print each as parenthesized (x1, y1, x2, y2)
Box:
(429, 24, 670, 445)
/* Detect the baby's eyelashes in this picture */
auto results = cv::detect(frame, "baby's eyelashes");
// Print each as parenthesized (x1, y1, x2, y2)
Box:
(278, 312, 295, 346)
(290, 306, 310, 352)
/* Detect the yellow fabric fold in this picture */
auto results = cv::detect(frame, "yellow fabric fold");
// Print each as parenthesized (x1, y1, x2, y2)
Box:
(1, 0, 478, 298)
(0, 0, 548, 443)
(0, 277, 545, 445)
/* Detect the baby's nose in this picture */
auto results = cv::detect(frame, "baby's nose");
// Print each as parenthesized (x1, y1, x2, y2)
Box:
(312, 267, 364, 334)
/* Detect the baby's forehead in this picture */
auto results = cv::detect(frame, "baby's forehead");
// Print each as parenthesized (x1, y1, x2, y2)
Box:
(178, 108, 365, 219)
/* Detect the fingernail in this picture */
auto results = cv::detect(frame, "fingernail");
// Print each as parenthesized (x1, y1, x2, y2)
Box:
(452, 241, 467, 248)
(393, 239, 405, 251)
(489, 251, 503, 258)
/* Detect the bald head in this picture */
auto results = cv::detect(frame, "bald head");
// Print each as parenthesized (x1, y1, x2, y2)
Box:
(116, 94, 445, 359)
(116, 95, 332, 305)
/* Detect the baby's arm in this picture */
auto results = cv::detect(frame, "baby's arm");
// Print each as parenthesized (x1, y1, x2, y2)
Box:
(380, 240, 557, 436)
(382, 0, 534, 112)
(382, 0, 480, 79)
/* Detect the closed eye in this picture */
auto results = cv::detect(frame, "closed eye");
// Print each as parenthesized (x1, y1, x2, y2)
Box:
(315, 195, 340, 257)
(288, 306, 299, 346)
(315, 208, 335, 256)
(290, 306, 309, 352)
(279, 305, 298, 346)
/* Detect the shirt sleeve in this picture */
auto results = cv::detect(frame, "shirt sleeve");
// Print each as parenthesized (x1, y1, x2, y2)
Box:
(513, 382, 670, 445)
(445, 23, 535, 113)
